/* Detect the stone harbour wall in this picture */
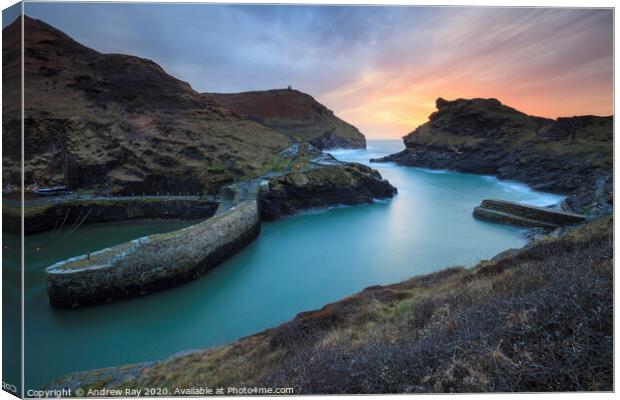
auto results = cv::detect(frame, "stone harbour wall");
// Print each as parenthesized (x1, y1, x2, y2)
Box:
(46, 200, 260, 308)
(4, 197, 219, 235)
(473, 199, 585, 229)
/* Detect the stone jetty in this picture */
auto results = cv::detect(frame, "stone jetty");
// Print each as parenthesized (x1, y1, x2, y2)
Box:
(46, 200, 260, 307)
(473, 199, 586, 229)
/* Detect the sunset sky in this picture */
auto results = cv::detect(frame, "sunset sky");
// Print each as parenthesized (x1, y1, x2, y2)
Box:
(16, 4, 614, 139)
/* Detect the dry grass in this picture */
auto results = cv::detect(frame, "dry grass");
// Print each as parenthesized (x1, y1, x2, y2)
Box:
(256, 216, 612, 393)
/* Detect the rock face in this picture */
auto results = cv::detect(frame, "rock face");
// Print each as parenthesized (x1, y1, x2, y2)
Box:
(45, 200, 260, 308)
(3, 17, 290, 195)
(259, 163, 397, 220)
(3, 197, 219, 235)
(207, 90, 366, 150)
(473, 199, 586, 229)
(373, 98, 613, 215)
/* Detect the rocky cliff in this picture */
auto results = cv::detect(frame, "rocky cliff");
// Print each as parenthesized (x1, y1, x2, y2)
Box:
(373, 98, 612, 215)
(207, 90, 366, 149)
(3, 16, 290, 195)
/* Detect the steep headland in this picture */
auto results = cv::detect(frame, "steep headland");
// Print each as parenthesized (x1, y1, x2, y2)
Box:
(207, 90, 366, 150)
(373, 98, 612, 215)
(4, 16, 290, 195)
(46, 216, 612, 392)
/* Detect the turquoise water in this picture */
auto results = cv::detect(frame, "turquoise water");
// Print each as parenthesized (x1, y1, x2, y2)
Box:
(17, 140, 564, 390)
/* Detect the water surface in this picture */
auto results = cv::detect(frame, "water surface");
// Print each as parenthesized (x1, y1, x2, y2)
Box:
(18, 140, 564, 389)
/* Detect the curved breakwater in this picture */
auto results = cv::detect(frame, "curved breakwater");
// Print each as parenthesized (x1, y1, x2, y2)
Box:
(46, 201, 260, 307)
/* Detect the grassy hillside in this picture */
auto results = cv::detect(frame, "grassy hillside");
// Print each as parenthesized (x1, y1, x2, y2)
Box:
(3, 16, 290, 194)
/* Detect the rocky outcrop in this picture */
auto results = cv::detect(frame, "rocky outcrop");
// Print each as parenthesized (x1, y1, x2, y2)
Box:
(207, 90, 366, 150)
(310, 130, 365, 150)
(3, 197, 218, 235)
(473, 199, 586, 229)
(259, 163, 397, 220)
(4, 17, 290, 195)
(45, 200, 260, 308)
(373, 98, 613, 216)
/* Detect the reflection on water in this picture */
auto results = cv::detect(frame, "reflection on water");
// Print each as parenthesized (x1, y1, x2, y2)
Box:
(20, 140, 564, 389)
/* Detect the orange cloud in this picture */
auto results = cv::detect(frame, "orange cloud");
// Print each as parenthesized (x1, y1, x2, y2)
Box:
(317, 8, 613, 139)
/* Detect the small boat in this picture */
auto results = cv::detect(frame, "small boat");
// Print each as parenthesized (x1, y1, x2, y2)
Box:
(2, 185, 15, 195)
(32, 186, 70, 196)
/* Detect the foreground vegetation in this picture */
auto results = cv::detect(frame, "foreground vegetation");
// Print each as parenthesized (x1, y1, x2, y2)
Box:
(50, 215, 613, 393)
